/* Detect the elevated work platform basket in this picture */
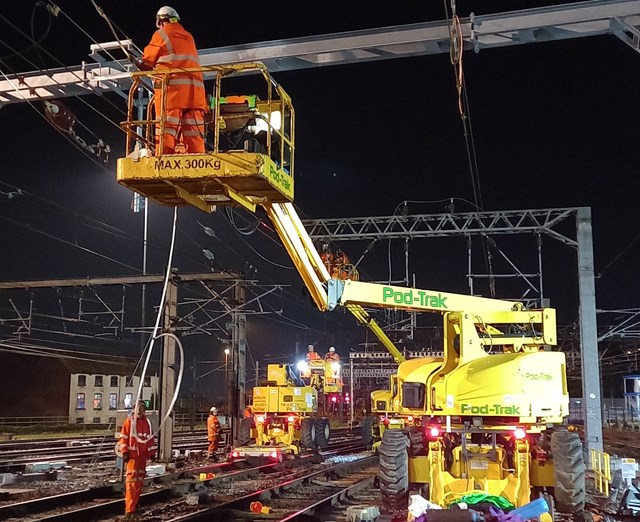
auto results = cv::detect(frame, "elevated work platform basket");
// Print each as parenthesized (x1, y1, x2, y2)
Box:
(117, 63, 294, 213)
(117, 150, 293, 213)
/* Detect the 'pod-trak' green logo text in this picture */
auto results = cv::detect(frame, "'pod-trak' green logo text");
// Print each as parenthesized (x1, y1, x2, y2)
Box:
(382, 287, 448, 308)
(461, 404, 521, 415)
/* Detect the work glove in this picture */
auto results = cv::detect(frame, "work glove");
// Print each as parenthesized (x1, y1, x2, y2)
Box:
(130, 56, 152, 71)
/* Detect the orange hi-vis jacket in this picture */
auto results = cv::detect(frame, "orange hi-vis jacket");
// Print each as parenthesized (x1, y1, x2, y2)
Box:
(142, 22, 207, 111)
(117, 416, 157, 460)
(207, 414, 220, 441)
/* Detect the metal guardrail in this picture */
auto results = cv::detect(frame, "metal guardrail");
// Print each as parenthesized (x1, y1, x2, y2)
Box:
(0, 416, 71, 428)
(591, 448, 612, 497)
(0, 412, 209, 429)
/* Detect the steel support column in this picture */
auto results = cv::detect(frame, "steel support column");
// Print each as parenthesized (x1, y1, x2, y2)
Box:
(158, 273, 178, 461)
(577, 207, 603, 455)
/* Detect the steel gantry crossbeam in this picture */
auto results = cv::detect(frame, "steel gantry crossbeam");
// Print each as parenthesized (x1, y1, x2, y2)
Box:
(303, 207, 579, 246)
(1, 0, 639, 105)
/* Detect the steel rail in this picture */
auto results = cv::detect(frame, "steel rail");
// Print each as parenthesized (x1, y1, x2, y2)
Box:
(0, 439, 367, 520)
(167, 454, 378, 521)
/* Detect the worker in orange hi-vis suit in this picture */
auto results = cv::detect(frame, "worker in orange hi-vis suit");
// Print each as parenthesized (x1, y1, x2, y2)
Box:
(206, 406, 221, 461)
(140, 6, 207, 154)
(116, 400, 157, 520)
(306, 344, 321, 362)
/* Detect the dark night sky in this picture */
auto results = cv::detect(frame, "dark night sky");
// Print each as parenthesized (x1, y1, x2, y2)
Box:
(0, 1, 639, 397)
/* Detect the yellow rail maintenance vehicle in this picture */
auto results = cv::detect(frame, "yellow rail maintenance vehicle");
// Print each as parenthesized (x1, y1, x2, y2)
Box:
(353, 282, 583, 514)
(230, 363, 331, 462)
(117, 63, 584, 515)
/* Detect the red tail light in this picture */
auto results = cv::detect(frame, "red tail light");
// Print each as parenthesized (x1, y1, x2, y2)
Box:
(270, 451, 278, 459)
(331, 396, 337, 403)
(288, 415, 295, 423)
(232, 451, 239, 458)
(514, 427, 526, 440)
(429, 426, 440, 438)
(256, 415, 265, 423)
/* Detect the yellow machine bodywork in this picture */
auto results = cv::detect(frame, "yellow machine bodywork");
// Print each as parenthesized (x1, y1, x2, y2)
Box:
(117, 151, 292, 213)
(427, 439, 533, 508)
(252, 364, 317, 415)
(298, 359, 343, 394)
(238, 364, 318, 457)
(371, 306, 568, 508)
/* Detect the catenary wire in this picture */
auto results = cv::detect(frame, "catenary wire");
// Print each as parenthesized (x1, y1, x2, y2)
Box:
(0, 15, 127, 123)
(0, 1, 52, 60)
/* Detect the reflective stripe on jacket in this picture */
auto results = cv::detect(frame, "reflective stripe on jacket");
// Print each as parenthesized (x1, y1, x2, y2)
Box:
(118, 416, 156, 460)
(142, 22, 206, 111)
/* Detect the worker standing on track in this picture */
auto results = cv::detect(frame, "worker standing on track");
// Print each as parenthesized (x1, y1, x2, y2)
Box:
(140, 6, 207, 154)
(117, 400, 156, 520)
(206, 406, 221, 461)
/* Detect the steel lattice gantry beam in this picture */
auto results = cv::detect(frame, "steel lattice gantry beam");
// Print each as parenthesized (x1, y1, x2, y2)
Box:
(303, 207, 579, 246)
(1, 0, 639, 105)
(303, 207, 603, 454)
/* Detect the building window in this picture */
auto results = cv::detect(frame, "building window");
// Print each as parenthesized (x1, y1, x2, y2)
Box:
(92, 417, 101, 424)
(108, 416, 117, 425)
(95, 375, 103, 387)
(93, 393, 103, 410)
(124, 392, 133, 409)
(109, 393, 118, 410)
(77, 375, 86, 387)
(143, 376, 151, 387)
(76, 393, 86, 410)
(75, 417, 84, 424)
(125, 376, 134, 387)
(110, 376, 118, 387)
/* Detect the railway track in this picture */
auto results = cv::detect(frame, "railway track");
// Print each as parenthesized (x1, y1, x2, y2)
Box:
(7, 426, 635, 521)
(0, 427, 357, 473)
(0, 432, 210, 474)
(0, 439, 369, 521)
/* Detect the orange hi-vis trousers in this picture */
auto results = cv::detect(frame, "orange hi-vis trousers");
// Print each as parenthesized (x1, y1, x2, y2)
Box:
(125, 457, 147, 514)
(156, 108, 205, 154)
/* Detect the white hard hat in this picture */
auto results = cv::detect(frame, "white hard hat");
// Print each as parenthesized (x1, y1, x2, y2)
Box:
(156, 6, 180, 25)
(329, 347, 335, 352)
(210, 406, 217, 413)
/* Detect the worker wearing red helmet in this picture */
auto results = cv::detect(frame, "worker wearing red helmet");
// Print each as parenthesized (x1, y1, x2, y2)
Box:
(140, 6, 207, 154)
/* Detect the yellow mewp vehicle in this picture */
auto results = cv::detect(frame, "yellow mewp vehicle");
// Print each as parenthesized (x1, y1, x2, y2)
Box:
(352, 281, 584, 513)
(117, 63, 583, 513)
(230, 363, 331, 462)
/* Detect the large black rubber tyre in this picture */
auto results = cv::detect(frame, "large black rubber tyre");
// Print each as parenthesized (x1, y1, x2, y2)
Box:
(361, 416, 374, 447)
(379, 429, 410, 513)
(237, 417, 253, 446)
(301, 418, 316, 449)
(551, 430, 586, 514)
(314, 418, 331, 448)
